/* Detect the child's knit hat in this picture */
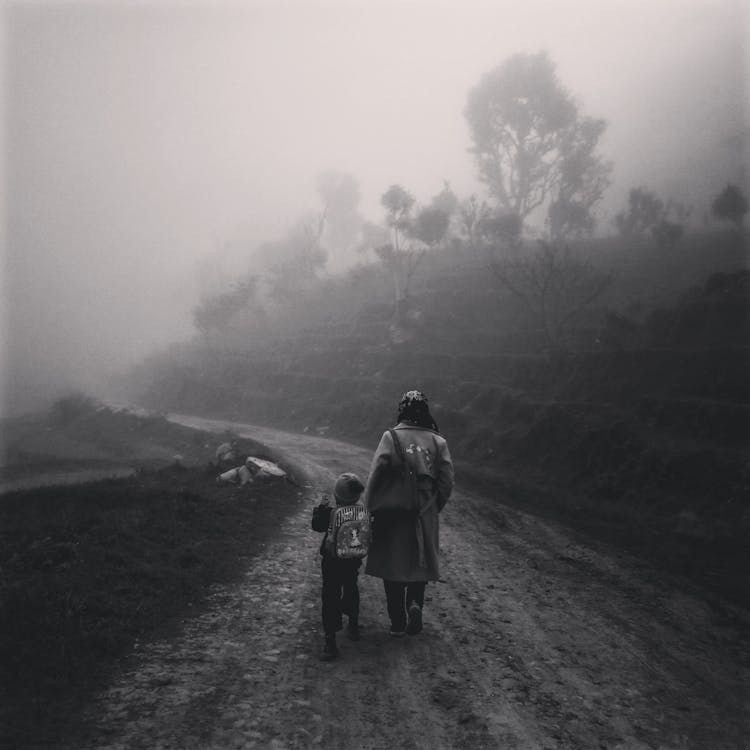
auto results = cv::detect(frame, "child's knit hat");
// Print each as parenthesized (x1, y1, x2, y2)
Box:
(334, 472, 364, 505)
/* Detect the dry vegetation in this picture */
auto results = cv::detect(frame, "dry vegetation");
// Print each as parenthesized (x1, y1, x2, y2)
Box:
(0, 404, 302, 749)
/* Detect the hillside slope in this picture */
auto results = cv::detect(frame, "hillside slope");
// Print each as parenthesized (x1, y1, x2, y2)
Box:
(132, 239, 750, 601)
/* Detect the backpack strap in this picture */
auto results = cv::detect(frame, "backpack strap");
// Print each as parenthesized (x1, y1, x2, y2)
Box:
(323, 506, 338, 557)
(392, 428, 439, 568)
(389, 428, 418, 512)
(389, 428, 405, 465)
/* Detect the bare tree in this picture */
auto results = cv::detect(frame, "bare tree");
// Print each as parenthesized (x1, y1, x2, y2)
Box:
(491, 240, 613, 348)
(459, 195, 524, 258)
(459, 195, 491, 253)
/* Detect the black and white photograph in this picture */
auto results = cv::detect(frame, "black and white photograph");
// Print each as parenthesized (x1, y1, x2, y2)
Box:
(1, 1, 748, 748)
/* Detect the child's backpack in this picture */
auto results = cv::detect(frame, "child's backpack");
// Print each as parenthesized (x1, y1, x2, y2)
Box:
(327, 504, 370, 559)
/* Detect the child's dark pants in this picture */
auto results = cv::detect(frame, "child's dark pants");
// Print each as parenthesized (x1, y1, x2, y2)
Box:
(321, 556, 361, 635)
(383, 580, 427, 631)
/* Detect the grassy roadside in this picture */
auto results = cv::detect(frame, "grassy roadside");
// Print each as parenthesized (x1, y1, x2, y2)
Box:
(0, 414, 305, 750)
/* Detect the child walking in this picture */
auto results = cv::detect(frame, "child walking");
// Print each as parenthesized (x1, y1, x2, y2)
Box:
(311, 472, 367, 661)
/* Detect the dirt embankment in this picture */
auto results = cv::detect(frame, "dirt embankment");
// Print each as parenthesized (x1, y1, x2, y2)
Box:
(62, 416, 750, 750)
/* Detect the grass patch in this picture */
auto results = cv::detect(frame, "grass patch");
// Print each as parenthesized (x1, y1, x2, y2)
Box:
(0, 463, 303, 749)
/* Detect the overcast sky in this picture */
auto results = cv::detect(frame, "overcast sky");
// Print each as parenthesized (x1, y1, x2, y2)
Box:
(1, 0, 747, 414)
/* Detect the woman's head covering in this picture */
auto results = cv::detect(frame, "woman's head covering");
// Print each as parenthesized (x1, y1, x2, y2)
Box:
(397, 390, 439, 432)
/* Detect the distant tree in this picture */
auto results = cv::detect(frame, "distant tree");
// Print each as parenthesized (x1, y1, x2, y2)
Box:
(457, 195, 485, 251)
(429, 181, 460, 219)
(614, 187, 664, 237)
(381, 184, 416, 236)
(370, 184, 453, 319)
(373, 242, 421, 314)
(547, 115, 611, 241)
(458, 195, 523, 266)
(412, 205, 451, 248)
(615, 188, 689, 248)
(193, 277, 260, 336)
(666, 199, 692, 227)
(357, 220, 390, 254)
(296, 212, 329, 274)
(491, 241, 613, 348)
(376, 185, 422, 313)
(316, 171, 364, 257)
(712, 183, 748, 228)
(254, 214, 328, 300)
(465, 51, 611, 239)
(480, 209, 523, 251)
(547, 195, 595, 241)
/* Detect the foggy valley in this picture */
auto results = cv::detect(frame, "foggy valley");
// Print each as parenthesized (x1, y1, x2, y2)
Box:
(1, 0, 746, 413)
(1, 1, 749, 749)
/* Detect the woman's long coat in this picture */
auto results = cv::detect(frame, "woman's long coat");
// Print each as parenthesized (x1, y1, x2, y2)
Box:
(364, 423, 454, 582)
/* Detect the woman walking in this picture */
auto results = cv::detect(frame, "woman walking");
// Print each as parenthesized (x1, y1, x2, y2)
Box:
(364, 390, 454, 636)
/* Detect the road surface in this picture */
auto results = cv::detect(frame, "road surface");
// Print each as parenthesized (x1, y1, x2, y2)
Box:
(72, 414, 750, 749)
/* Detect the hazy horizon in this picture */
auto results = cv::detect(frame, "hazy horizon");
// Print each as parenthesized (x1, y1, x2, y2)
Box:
(2, 0, 748, 416)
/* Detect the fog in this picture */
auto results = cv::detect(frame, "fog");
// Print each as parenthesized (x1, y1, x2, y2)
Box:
(1, 0, 747, 416)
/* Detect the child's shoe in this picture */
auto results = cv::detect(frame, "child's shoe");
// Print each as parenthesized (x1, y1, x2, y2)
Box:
(406, 603, 423, 635)
(320, 635, 338, 661)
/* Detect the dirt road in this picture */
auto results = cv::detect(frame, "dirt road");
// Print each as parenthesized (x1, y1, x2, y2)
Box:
(73, 415, 749, 750)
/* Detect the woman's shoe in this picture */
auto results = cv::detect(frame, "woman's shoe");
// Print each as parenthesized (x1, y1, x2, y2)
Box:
(406, 603, 423, 635)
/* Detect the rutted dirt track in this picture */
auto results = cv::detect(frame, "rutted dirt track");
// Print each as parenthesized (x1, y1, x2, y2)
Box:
(73, 415, 750, 750)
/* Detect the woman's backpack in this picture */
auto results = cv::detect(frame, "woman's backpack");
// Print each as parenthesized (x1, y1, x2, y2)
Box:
(366, 429, 418, 513)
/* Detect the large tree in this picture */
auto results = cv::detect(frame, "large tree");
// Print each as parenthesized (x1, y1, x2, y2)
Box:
(375, 185, 420, 312)
(373, 185, 452, 318)
(712, 183, 748, 228)
(465, 52, 610, 239)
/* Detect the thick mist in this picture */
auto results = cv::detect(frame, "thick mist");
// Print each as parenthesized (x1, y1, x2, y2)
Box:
(2, 0, 747, 416)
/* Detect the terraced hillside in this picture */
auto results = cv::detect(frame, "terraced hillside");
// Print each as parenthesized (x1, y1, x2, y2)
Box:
(133, 237, 750, 602)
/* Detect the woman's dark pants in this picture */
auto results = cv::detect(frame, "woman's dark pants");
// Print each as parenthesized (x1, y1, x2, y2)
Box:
(383, 579, 427, 631)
